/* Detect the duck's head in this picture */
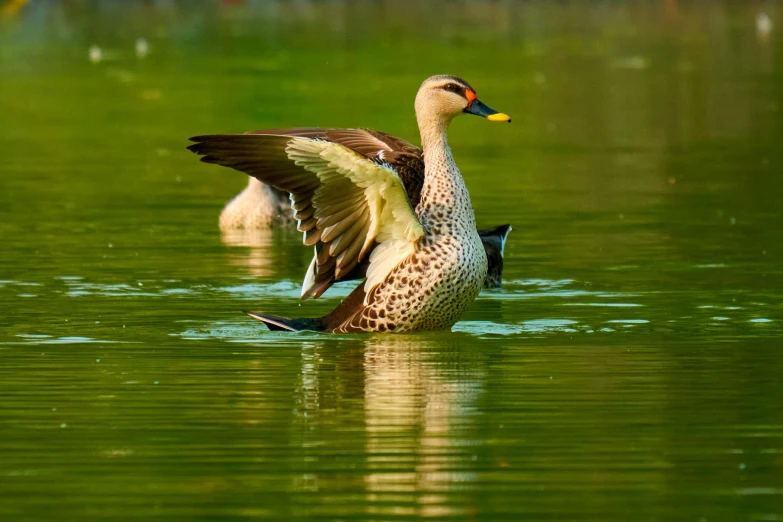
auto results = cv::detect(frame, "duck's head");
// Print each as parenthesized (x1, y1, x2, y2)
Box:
(414, 75, 511, 126)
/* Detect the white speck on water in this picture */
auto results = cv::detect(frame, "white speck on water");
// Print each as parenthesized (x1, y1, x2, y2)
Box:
(612, 56, 649, 69)
(108, 243, 113, 248)
(123, 325, 126, 328)
(730, 217, 736, 225)
(89, 45, 102, 63)
(757, 12, 773, 41)
(739, 463, 746, 470)
(51, 408, 56, 412)
(712, 316, 730, 321)
(735, 487, 783, 495)
(60, 423, 67, 429)
(471, 455, 478, 462)
(154, 381, 159, 385)
(750, 318, 772, 323)
(135, 38, 149, 58)
(96, 359, 100, 363)
(95, 321, 100, 324)
(562, 302, 642, 307)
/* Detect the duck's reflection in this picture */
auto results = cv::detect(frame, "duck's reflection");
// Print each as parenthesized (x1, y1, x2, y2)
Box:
(220, 225, 309, 279)
(220, 227, 275, 277)
(362, 335, 483, 517)
(292, 334, 484, 517)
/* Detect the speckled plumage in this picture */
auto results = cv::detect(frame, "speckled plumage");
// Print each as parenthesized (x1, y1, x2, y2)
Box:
(332, 129, 488, 332)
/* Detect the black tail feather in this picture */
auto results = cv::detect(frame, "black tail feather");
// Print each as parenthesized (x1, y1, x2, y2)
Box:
(245, 311, 326, 332)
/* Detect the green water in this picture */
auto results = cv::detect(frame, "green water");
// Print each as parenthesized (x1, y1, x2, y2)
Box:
(1, 1, 782, 520)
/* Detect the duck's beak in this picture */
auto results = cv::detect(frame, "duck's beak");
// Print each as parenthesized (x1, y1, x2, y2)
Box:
(464, 99, 511, 122)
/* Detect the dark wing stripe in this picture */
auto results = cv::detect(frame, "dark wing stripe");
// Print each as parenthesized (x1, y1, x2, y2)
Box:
(338, 215, 372, 274)
(316, 255, 336, 275)
(317, 200, 364, 230)
(294, 204, 314, 222)
(297, 216, 317, 232)
(335, 232, 366, 279)
(291, 194, 313, 211)
(313, 190, 364, 217)
(316, 244, 331, 265)
(320, 204, 366, 243)
(304, 228, 321, 246)
(328, 211, 367, 257)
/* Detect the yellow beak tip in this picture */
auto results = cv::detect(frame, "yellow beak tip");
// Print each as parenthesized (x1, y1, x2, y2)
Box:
(487, 113, 512, 122)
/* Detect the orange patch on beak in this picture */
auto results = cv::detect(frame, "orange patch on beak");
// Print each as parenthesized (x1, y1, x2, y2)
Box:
(465, 88, 477, 105)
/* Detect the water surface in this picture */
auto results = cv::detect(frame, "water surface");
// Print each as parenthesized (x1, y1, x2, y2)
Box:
(1, 1, 782, 520)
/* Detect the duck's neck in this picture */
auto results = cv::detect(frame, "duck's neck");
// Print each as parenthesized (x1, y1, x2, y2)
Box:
(416, 118, 477, 234)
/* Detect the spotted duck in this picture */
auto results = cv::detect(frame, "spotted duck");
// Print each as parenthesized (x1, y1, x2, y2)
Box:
(189, 75, 510, 332)
(218, 139, 511, 288)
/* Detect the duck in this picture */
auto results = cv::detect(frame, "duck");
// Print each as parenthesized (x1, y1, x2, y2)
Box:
(189, 75, 510, 332)
(218, 146, 512, 288)
(218, 178, 294, 229)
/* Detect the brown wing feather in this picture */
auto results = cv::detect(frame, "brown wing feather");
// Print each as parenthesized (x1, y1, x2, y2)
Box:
(189, 134, 320, 194)
(247, 128, 426, 207)
(189, 131, 423, 299)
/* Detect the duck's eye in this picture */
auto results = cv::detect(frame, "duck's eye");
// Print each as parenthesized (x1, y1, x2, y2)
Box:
(442, 83, 462, 94)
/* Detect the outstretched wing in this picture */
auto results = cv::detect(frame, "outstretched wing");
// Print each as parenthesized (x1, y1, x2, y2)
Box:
(246, 128, 426, 207)
(188, 133, 425, 299)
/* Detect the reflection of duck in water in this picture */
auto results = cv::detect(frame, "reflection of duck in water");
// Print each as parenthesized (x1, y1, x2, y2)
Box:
(218, 142, 511, 289)
(219, 227, 278, 278)
(219, 210, 307, 279)
(291, 334, 483, 503)
(190, 75, 510, 332)
(360, 335, 482, 503)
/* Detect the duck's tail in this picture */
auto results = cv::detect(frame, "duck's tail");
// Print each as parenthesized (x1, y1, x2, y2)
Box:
(245, 311, 326, 332)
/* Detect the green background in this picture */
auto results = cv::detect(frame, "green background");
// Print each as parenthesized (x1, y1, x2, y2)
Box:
(1, 1, 781, 520)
